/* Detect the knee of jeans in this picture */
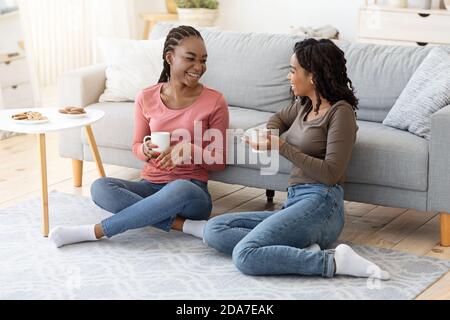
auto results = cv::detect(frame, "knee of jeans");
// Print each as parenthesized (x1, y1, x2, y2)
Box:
(232, 242, 259, 276)
(90, 178, 119, 212)
(90, 178, 109, 201)
(171, 180, 209, 204)
(203, 219, 223, 247)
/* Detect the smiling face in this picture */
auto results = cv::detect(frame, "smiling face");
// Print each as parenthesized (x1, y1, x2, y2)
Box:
(287, 53, 314, 97)
(166, 37, 207, 88)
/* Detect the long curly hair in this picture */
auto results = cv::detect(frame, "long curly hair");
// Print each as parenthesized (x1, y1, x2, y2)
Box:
(158, 25, 203, 83)
(293, 38, 358, 114)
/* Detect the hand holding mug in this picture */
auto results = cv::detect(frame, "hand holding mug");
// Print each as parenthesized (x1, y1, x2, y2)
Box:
(156, 142, 192, 170)
(142, 138, 160, 159)
(142, 132, 171, 159)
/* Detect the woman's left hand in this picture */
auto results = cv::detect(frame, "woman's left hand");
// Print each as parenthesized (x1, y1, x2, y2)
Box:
(244, 133, 284, 151)
(156, 142, 192, 170)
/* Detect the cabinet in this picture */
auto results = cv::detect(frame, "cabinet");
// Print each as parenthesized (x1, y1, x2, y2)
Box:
(0, 55, 35, 109)
(359, 1, 450, 46)
(0, 9, 38, 139)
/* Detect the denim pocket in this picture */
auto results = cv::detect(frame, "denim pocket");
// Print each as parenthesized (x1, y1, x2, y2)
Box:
(289, 183, 332, 200)
(287, 187, 295, 198)
(322, 186, 344, 221)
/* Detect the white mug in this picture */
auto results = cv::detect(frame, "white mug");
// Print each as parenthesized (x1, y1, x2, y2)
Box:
(247, 128, 271, 153)
(143, 132, 170, 153)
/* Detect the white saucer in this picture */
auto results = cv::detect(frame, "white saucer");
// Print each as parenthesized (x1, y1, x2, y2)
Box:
(58, 112, 87, 118)
(241, 136, 269, 153)
(251, 149, 267, 154)
(12, 118, 49, 125)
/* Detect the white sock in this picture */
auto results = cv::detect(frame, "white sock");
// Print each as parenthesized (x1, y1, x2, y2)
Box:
(49, 225, 98, 248)
(334, 244, 390, 280)
(182, 219, 207, 239)
(304, 243, 321, 252)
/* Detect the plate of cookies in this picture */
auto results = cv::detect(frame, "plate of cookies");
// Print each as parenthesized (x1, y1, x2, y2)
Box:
(11, 111, 49, 124)
(58, 106, 87, 118)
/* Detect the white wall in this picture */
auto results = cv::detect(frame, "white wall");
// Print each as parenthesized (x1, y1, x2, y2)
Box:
(216, 0, 365, 41)
(146, 0, 365, 41)
(141, 0, 445, 41)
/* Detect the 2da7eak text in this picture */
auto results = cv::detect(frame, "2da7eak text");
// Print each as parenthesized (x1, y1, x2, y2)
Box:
(176, 304, 274, 317)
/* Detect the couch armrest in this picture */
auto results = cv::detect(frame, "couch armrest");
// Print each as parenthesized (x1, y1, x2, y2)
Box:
(58, 64, 106, 107)
(57, 64, 106, 161)
(427, 105, 450, 212)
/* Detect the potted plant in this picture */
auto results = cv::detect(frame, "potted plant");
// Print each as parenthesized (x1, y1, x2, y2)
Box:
(175, 0, 219, 27)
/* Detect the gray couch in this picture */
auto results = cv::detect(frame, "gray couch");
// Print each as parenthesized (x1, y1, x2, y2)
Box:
(58, 23, 450, 246)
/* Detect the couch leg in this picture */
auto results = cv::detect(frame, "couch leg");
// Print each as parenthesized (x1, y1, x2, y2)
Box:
(72, 159, 83, 187)
(441, 212, 450, 247)
(266, 189, 275, 203)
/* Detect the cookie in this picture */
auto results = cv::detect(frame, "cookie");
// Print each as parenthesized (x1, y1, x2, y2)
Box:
(12, 113, 28, 120)
(59, 106, 86, 114)
(12, 111, 46, 121)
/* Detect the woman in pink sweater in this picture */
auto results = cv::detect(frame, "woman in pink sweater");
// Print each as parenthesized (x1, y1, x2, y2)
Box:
(49, 26, 229, 248)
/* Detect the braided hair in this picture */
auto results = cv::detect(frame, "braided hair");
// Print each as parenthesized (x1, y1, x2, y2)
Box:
(158, 25, 203, 83)
(293, 38, 358, 114)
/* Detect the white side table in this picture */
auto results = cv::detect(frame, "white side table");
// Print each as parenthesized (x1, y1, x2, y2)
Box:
(0, 107, 106, 236)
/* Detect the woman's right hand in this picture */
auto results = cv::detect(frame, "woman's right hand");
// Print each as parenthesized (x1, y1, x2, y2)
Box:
(143, 140, 160, 159)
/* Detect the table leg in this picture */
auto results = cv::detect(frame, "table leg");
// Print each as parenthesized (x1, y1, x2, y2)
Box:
(38, 134, 49, 237)
(441, 212, 450, 247)
(85, 125, 106, 178)
(72, 159, 83, 187)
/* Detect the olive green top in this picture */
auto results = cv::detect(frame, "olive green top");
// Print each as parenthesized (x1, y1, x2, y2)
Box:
(267, 99, 358, 186)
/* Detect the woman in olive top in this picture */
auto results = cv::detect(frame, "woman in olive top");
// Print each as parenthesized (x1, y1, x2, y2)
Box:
(195, 38, 390, 280)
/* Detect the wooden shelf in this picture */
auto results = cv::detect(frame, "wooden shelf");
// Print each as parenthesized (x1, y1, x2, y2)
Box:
(364, 5, 450, 16)
(140, 12, 179, 39)
(0, 54, 25, 65)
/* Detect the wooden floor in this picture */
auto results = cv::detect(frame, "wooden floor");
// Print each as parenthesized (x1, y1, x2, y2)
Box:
(1, 132, 449, 300)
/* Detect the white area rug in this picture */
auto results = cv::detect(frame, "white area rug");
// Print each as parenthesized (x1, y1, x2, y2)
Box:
(1, 192, 449, 300)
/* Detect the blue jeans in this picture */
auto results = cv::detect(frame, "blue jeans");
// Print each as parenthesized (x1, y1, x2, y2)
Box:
(203, 183, 345, 278)
(90, 177, 212, 238)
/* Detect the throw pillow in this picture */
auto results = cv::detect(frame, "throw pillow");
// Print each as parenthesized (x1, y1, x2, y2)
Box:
(97, 37, 165, 102)
(382, 47, 450, 140)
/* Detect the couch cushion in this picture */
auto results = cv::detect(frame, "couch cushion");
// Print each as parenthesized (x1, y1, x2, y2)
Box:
(200, 31, 305, 114)
(228, 106, 274, 130)
(338, 42, 433, 123)
(382, 47, 450, 140)
(346, 120, 428, 191)
(81, 102, 135, 150)
(228, 120, 428, 192)
(151, 23, 435, 123)
(151, 22, 305, 113)
(85, 102, 428, 192)
(83, 103, 274, 150)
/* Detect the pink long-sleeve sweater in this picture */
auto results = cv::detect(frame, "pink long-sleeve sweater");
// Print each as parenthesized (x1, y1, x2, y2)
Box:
(132, 83, 229, 183)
